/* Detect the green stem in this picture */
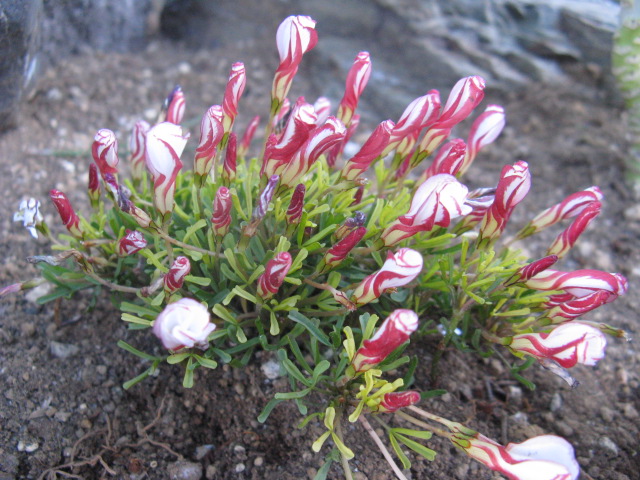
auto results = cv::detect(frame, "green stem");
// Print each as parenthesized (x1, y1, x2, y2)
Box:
(394, 410, 452, 439)
(156, 229, 222, 258)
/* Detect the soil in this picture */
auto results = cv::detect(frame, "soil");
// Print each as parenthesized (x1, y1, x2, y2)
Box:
(0, 35, 639, 480)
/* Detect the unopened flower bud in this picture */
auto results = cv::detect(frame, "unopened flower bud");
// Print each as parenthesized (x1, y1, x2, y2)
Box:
(117, 229, 147, 256)
(211, 187, 232, 237)
(451, 431, 579, 480)
(544, 290, 611, 324)
(286, 184, 306, 225)
(507, 322, 607, 368)
(351, 248, 423, 306)
(153, 298, 215, 351)
(238, 115, 260, 158)
(88, 163, 101, 207)
(341, 120, 394, 181)
(435, 75, 486, 129)
(49, 190, 83, 238)
(129, 120, 150, 180)
(222, 62, 246, 133)
(381, 174, 471, 247)
(461, 104, 505, 176)
(337, 51, 372, 127)
(546, 202, 601, 258)
(271, 15, 318, 111)
(146, 122, 189, 214)
(352, 309, 419, 371)
(257, 252, 292, 299)
(164, 256, 191, 294)
(222, 132, 237, 183)
(377, 391, 421, 413)
(319, 226, 366, 273)
(164, 85, 185, 125)
(385, 90, 441, 157)
(194, 105, 224, 179)
(422, 138, 467, 180)
(506, 255, 558, 286)
(92, 128, 119, 176)
(479, 161, 531, 243)
(253, 175, 279, 221)
(517, 186, 603, 239)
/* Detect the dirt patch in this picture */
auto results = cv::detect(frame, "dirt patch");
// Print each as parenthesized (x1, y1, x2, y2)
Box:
(0, 37, 638, 479)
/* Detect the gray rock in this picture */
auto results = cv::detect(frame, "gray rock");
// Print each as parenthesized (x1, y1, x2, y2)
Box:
(50, 341, 80, 358)
(167, 460, 203, 480)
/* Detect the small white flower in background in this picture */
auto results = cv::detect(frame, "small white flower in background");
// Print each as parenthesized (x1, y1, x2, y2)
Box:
(14, 198, 43, 239)
(153, 298, 215, 351)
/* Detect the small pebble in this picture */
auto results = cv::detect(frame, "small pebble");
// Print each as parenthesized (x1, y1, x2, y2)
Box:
(167, 460, 203, 480)
(195, 444, 214, 460)
(50, 341, 80, 359)
(254, 456, 264, 467)
(598, 436, 619, 456)
(261, 359, 282, 380)
(623, 403, 639, 419)
(550, 392, 563, 412)
(234, 463, 245, 473)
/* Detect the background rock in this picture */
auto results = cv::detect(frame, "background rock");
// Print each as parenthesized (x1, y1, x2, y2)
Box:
(0, 0, 623, 132)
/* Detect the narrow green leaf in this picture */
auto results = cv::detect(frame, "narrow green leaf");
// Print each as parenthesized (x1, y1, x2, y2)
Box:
(258, 397, 286, 423)
(389, 433, 412, 470)
(117, 340, 160, 361)
(167, 352, 191, 364)
(182, 219, 208, 244)
(274, 387, 312, 399)
(392, 428, 433, 440)
(288, 311, 331, 347)
(395, 434, 436, 461)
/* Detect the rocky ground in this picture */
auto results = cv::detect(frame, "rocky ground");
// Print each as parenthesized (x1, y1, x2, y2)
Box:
(0, 32, 638, 480)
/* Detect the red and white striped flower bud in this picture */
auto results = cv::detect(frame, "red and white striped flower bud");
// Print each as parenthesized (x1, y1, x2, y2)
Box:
(257, 252, 292, 300)
(352, 309, 419, 371)
(88, 163, 101, 206)
(544, 290, 611, 324)
(451, 432, 579, 480)
(326, 114, 360, 167)
(479, 161, 531, 243)
(384, 90, 441, 156)
(238, 115, 260, 158)
(524, 269, 628, 301)
(49, 189, 83, 238)
(506, 255, 558, 286)
(461, 104, 505, 176)
(517, 186, 603, 239)
(313, 96, 331, 125)
(319, 226, 366, 273)
(164, 255, 191, 295)
(507, 322, 607, 368)
(377, 391, 421, 413)
(422, 138, 467, 180)
(271, 15, 318, 111)
(194, 105, 224, 178)
(211, 186, 232, 237)
(381, 174, 471, 247)
(146, 122, 189, 215)
(351, 248, 423, 306)
(435, 75, 486, 129)
(351, 185, 364, 206)
(546, 201, 601, 258)
(337, 51, 372, 127)
(253, 175, 279, 221)
(164, 85, 185, 125)
(117, 229, 147, 256)
(341, 120, 394, 180)
(280, 116, 346, 187)
(128, 120, 150, 180)
(92, 128, 119, 177)
(222, 62, 246, 133)
(153, 298, 215, 351)
(263, 97, 318, 178)
(286, 183, 306, 225)
(222, 132, 237, 183)
(13, 198, 43, 239)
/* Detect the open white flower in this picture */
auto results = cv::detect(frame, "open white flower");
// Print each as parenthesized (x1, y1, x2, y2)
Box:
(153, 298, 215, 351)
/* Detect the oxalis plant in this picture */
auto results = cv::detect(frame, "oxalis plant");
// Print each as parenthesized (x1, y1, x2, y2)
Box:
(6, 15, 630, 480)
